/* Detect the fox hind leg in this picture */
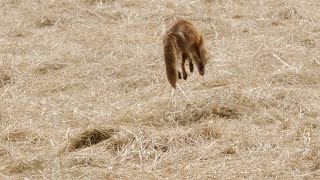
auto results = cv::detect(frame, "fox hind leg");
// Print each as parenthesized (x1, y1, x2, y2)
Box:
(178, 71, 182, 79)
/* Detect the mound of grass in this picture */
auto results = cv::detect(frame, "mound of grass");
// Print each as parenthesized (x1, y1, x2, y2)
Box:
(63, 128, 118, 152)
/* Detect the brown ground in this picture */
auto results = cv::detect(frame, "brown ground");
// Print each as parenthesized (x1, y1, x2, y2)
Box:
(1, 0, 320, 179)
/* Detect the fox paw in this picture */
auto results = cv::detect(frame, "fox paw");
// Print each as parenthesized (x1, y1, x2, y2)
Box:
(189, 63, 194, 72)
(178, 71, 182, 79)
(183, 73, 187, 80)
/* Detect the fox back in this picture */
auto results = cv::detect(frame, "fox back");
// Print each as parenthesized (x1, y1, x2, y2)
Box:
(163, 19, 209, 89)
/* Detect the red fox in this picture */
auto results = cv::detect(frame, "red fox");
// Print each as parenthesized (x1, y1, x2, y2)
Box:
(163, 19, 209, 89)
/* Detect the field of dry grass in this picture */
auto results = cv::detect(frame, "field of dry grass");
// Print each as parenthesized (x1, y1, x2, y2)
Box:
(1, 0, 320, 179)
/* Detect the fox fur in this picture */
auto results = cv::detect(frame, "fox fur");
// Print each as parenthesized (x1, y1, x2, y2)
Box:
(163, 19, 209, 89)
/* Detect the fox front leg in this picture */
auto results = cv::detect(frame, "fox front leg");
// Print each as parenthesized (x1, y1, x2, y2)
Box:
(182, 53, 188, 80)
(188, 58, 194, 73)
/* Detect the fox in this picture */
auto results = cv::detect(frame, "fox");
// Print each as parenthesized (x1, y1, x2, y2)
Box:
(163, 19, 209, 89)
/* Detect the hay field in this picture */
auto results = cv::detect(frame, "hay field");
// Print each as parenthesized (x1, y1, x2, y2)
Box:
(1, 0, 320, 179)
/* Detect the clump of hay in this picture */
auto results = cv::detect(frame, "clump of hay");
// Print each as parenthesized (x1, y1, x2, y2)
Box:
(63, 128, 119, 153)
(4, 159, 45, 175)
(81, 0, 115, 5)
(0, 146, 10, 156)
(222, 147, 237, 155)
(172, 103, 241, 125)
(277, 6, 302, 20)
(35, 15, 57, 28)
(34, 63, 67, 75)
(196, 126, 222, 140)
(102, 130, 135, 153)
(3, 128, 45, 143)
(193, 79, 231, 90)
(211, 106, 240, 119)
(268, 3, 302, 20)
(3, 0, 22, 6)
(0, 67, 15, 88)
(36, 83, 79, 96)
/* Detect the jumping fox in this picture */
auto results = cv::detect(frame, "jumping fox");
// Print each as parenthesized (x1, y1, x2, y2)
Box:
(163, 19, 209, 89)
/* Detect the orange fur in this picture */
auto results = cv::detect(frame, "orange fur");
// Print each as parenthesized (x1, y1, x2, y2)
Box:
(163, 19, 209, 89)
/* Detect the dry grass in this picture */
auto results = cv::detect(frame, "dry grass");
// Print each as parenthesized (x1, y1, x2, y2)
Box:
(61, 127, 118, 153)
(0, 0, 320, 179)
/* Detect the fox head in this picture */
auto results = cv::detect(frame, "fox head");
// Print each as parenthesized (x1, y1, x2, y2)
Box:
(195, 35, 209, 76)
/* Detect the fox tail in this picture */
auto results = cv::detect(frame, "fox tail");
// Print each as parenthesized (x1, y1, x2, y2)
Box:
(163, 34, 178, 89)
